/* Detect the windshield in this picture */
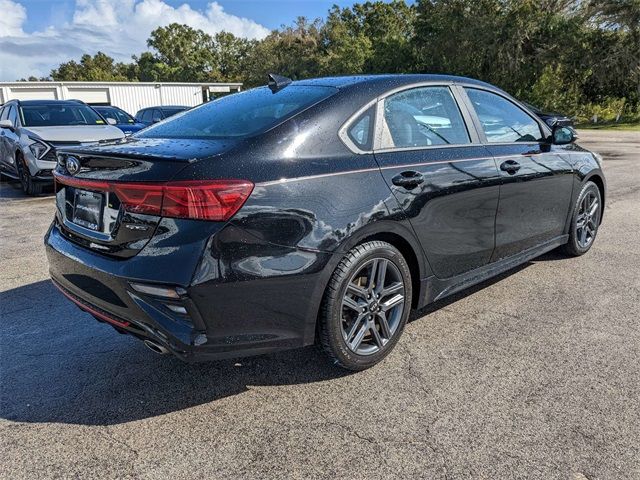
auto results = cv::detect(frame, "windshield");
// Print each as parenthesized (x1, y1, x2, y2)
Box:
(137, 86, 337, 140)
(20, 104, 106, 127)
(160, 107, 187, 117)
(95, 107, 134, 124)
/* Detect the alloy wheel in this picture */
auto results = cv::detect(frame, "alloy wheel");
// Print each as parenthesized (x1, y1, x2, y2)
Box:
(576, 190, 599, 249)
(340, 257, 405, 355)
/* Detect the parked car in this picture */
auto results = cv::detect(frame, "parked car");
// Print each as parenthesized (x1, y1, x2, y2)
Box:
(523, 102, 575, 127)
(0, 100, 124, 195)
(47, 75, 605, 370)
(134, 105, 189, 126)
(93, 106, 146, 135)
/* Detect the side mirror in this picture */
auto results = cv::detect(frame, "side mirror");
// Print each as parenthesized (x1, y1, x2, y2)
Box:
(0, 119, 14, 131)
(551, 125, 576, 145)
(106, 117, 117, 125)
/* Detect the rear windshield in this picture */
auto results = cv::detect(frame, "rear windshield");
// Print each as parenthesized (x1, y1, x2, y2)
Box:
(137, 86, 337, 140)
(20, 104, 105, 127)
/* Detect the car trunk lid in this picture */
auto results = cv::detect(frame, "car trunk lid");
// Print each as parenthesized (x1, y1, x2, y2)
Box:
(54, 137, 243, 258)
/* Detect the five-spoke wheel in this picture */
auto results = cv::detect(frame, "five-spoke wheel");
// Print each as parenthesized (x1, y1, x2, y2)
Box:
(563, 180, 602, 256)
(341, 258, 405, 355)
(319, 241, 412, 370)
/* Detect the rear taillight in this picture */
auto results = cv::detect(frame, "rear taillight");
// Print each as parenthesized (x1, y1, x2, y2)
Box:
(162, 181, 254, 221)
(54, 173, 254, 221)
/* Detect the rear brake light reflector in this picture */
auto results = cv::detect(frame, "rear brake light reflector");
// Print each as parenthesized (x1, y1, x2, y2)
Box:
(54, 173, 254, 221)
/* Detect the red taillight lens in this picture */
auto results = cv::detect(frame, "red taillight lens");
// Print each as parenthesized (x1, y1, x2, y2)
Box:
(112, 183, 164, 216)
(54, 173, 254, 221)
(162, 180, 254, 221)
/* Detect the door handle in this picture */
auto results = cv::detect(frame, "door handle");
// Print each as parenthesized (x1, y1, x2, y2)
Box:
(392, 171, 424, 189)
(500, 160, 521, 174)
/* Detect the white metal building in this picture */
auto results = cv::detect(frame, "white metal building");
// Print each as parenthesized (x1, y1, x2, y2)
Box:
(0, 81, 243, 116)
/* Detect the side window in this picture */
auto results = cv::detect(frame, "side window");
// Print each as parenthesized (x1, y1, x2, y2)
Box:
(141, 110, 152, 122)
(380, 86, 470, 149)
(0, 106, 8, 121)
(465, 88, 544, 143)
(151, 109, 162, 122)
(7, 105, 18, 125)
(347, 107, 374, 150)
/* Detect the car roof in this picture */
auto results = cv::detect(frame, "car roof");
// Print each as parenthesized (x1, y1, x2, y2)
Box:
(291, 73, 502, 95)
(295, 74, 496, 90)
(139, 105, 188, 110)
(16, 99, 90, 106)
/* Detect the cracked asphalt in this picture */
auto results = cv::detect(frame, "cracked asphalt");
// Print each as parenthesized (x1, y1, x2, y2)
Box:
(1, 130, 639, 479)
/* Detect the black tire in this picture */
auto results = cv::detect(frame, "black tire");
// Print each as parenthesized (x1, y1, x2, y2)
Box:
(561, 181, 602, 256)
(17, 153, 43, 196)
(319, 241, 412, 371)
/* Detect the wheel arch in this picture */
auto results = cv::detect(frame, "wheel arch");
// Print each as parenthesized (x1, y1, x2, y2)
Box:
(586, 173, 606, 220)
(333, 221, 429, 310)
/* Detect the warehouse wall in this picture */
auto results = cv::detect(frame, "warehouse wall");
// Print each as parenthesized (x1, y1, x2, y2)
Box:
(0, 82, 241, 117)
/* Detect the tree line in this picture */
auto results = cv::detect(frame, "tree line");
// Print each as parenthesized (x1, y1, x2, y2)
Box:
(32, 0, 640, 123)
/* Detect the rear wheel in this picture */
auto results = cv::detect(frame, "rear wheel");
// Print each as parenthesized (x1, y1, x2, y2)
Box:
(562, 181, 601, 256)
(319, 241, 412, 371)
(17, 152, 43, 196)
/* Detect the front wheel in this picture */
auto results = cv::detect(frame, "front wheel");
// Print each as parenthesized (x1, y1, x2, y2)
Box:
(562, 181, 602, 256)
(319, 241, 412, 371)
(17, 153, 43, 196)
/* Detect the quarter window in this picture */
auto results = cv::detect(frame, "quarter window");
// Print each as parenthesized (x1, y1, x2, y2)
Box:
(347, 107, 374, 150)
(380, 86, 470, 149)
(465, 88, 544, 143)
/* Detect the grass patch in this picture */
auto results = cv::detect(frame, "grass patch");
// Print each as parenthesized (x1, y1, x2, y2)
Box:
(576, 122, 640, 131)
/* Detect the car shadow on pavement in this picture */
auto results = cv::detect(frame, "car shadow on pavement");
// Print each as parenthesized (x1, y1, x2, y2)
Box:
(0, 254, 563, 427)
(0, 180, 54, 199)
(0, 280, 351, 426)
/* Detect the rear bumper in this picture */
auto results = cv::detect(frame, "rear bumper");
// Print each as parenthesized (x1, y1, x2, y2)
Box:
(45, 221, 335, 362)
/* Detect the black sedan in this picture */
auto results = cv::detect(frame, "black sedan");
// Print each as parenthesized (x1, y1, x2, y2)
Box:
(46, 74, 605, 370)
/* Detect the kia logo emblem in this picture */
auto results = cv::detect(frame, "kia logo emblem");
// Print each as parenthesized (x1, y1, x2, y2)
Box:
(66, 157, 80, 176)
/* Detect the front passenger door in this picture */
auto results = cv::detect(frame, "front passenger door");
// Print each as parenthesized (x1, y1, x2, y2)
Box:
(463, 88, 574, 260)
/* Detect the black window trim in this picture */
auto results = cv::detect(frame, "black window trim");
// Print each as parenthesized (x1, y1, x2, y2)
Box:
(459, 85, 552, 146)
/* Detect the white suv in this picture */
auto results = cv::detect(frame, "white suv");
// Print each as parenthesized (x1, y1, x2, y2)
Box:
(0, 100, 124, 195)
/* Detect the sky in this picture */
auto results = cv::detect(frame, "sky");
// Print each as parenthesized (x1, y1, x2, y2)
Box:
(0, 0, 366, 81)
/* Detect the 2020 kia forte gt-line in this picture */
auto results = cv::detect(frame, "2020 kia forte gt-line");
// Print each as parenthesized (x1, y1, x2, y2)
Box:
(46, 74, 605, 370)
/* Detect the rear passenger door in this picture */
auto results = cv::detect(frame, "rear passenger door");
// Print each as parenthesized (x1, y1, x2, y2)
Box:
(462, 88, 574, 260)
(373, 85, 501, 279)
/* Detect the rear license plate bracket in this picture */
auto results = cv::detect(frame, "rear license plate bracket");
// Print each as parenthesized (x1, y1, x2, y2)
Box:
(72, 190, 104, 231)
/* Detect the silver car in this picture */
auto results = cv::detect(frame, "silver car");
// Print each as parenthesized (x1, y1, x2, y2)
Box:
(0, 100, 124, 195)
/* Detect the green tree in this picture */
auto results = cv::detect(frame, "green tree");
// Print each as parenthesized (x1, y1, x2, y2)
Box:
(145, 23, 217, 81)
(213, 32, 257, 82)
(51, 52, 135, 81)
(243, 18, 324, 87)
(322, 1, 416, 74)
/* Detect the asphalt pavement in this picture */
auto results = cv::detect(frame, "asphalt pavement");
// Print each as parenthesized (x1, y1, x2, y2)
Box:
(1, 130, 639, 479)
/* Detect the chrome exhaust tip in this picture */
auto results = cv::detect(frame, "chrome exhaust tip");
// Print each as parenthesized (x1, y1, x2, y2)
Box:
(143, 339, 169, 355)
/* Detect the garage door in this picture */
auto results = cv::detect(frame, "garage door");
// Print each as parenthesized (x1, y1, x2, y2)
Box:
(67, 88, 110, 105)
(9, 87, 58, 100)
